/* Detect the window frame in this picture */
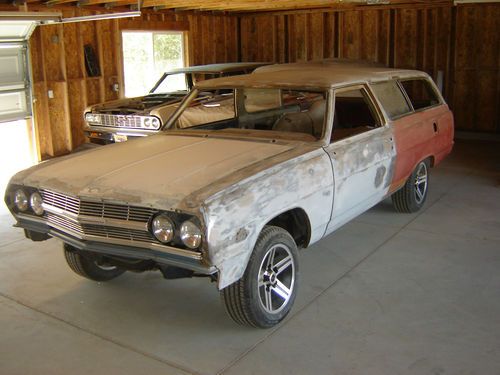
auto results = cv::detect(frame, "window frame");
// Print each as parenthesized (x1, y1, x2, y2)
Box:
(369, 79, 413, 121)
(121, 30, 187, 98)
(397, 77, 443, 114)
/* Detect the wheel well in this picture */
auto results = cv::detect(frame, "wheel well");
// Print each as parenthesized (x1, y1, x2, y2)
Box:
(428, 155, 435, 167)
(265, 208, 311, 248)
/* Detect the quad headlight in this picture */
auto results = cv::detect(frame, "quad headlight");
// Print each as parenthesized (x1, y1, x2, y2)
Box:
(14, 189, 28, 212)
(142, 116, 161, 129)
(180, 220, 202, 249)
(151, 214, 175, 243)
(85, 113, 101, 124)
(30, 192, 44, 216)
(150, 212, 203, 249)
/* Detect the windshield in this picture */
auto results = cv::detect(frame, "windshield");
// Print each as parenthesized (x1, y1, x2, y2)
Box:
(151, 73, 189, 94)
(171, 88, 327, 142)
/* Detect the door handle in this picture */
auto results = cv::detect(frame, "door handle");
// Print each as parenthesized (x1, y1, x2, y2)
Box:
(433, 122, 438, 133)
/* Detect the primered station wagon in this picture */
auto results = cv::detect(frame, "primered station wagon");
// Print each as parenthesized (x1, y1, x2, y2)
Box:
(5, 62, 453, 328)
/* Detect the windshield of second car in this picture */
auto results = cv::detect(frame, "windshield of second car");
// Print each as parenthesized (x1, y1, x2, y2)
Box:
(172, 88, 327, 142)
(152, 73, 189, 94)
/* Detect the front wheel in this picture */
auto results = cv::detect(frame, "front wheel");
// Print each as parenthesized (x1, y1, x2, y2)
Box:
(392, 159, 430, 213)
(63, 244, 125, 281)
(221, 226, 299, 328)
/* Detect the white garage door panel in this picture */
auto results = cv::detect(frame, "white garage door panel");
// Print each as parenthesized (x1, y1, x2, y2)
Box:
(0, 46, 25, 85)
(0, 21, 36, 42)
(0, 44, 30, 123)
(0, 90, 28, 122)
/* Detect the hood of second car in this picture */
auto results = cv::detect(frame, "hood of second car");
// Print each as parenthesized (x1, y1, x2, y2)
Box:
(14, 135, 297, 209)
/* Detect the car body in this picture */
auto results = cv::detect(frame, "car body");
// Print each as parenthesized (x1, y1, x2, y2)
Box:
(84, 62, 269, 144)
(5, 62, 453, 328)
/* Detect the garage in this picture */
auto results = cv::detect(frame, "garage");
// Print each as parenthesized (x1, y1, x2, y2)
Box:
(0, 0, 499, 373)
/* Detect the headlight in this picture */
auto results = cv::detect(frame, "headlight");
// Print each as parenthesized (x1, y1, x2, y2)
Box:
(151, 214, 175, 243)
(180, 220, 202, 249)
(151, 117, 161, 129)
(14, 189, 28, 212)
(142, 116, 161, 129)
(85, 113, 101, 124)
(30, 192, 44, 216)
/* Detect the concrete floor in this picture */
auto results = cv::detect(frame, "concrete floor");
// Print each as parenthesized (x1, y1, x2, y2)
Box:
(1, 139, 499, 375)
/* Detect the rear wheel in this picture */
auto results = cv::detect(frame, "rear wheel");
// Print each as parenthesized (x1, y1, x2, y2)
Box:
(221, 226, 299, 328)
(63, 244, 125, 281)
(392, 159, 430, 213)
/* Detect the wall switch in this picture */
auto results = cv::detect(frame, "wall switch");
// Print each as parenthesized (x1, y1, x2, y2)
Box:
(48, 90, 54, 99)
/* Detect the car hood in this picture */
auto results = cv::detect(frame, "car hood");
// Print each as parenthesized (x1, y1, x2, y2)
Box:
(11, 134, 300, 211)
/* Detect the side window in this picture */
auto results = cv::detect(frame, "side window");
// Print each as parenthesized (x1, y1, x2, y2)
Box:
(331, 88, 380, 142)
(400, 79, 440, 111)
(371, 81, 411, 119)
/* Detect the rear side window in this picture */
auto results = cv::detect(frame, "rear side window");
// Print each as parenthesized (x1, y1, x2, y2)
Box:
(400, 79, 440, 111)
(371, 81, 411, 119)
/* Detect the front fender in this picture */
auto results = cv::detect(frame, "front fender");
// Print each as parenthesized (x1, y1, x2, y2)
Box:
(203, 148, 333, 289)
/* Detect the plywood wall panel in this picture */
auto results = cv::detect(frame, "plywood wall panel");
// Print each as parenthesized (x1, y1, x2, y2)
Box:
(47, 81, 72, 156)
(40, 24, 66, 82)
(308, 13, 324, 61)
(67, 79, 87, 148)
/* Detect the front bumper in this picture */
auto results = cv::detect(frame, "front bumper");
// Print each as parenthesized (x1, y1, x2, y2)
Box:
(16, 214, 216, 275)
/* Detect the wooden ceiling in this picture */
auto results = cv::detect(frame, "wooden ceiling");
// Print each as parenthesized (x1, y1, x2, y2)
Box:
(20, 0, 451, 13)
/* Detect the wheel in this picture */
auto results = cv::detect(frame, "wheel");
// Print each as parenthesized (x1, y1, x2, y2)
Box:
(392, 159, 430, 213)
(63, 244, 125, 282)
(221, 226, 299, 328)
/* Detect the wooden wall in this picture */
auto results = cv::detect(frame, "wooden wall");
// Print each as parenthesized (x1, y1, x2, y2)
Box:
(240, 3, 499, 135)
(29, 9, 237, 160)
(27, 2, 499, 159)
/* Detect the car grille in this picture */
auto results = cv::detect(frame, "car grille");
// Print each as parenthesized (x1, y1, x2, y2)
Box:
(41, 189, 80, 215)
(82, 223, 154, 243)
(41, 189, 157, 244)
(41, 190, 156, 222)
(98, 114, 143, 129)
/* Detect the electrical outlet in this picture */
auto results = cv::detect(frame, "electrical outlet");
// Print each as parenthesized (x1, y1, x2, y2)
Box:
(48, 90, 54, 99)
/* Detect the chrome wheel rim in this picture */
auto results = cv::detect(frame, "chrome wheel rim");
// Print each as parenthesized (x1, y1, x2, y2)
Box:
(258, 243, 295, 314)
(414, 162, 428, 204)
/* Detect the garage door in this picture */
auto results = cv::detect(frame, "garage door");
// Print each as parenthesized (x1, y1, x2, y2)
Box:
(0, 18, 38, 123)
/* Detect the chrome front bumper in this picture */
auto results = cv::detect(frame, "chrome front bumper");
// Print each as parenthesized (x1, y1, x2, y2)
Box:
(16, 214, 216, 275)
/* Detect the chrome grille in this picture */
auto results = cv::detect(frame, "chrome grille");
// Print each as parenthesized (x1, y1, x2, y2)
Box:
(41, 190, 158, 244)
(82, 224, 154, 243)
(46, 213, 84, 237)
(41, 190, 80, 215)
(99, 114, 143, 129)
(80, 201, 156, 222)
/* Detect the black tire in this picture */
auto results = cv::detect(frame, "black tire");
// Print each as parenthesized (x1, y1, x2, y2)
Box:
(221, 226, 299, 328)
(63, 244, 125, 282)
(392, 159, 430, 213)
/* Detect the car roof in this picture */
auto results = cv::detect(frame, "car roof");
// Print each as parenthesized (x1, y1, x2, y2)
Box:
(164, 62, 270, 75)
(195, 60, 430, 90)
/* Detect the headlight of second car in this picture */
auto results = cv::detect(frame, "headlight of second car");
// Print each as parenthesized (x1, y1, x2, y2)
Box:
(141, 116, 161, 130)
(85, 113, 101, 125)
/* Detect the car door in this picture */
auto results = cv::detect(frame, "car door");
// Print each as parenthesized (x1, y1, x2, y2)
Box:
(323, 85, 396, 234)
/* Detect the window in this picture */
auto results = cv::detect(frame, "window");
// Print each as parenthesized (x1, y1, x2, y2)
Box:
(176, 91, 236, 129)
(371, 81, 411, 120)
(331, 88, 380, 142)
(173, 88, 326, 142)
(400, 78, 440, 111)
(122, 31, 185, 97)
